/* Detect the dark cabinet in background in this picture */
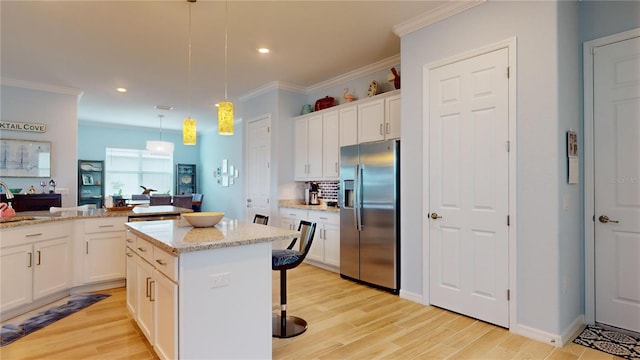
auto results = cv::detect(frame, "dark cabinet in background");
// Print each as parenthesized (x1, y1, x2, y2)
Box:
(78, 160, 104, 208)
(0, 194, 61, 212)
(176, 164, 196, 195)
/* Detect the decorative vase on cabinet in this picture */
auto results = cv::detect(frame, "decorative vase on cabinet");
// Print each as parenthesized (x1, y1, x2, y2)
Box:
(176, 164, 196, 195)
(78, 160, 104, 208)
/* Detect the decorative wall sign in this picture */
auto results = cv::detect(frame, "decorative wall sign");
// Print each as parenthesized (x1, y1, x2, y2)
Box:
(0, 121, 47, 133)
(0, 139, 51, 177)
(216, 159, 240, 187)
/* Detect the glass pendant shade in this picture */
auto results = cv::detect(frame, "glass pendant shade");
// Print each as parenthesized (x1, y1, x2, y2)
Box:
(183, 117, 196, 145)
(146, 140, 174, 155)
(218, 101, 234, 135)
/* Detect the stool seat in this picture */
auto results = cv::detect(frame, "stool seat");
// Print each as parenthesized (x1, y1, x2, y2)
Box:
(272, 249, 301, 267)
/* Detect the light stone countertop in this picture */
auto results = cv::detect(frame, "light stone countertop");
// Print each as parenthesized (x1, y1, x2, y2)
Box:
(125, 218, 300, 255)
(0, 205, 191, 229)
(278, 199, 340, 213)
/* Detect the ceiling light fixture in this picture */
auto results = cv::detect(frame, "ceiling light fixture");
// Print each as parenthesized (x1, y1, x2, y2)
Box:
(217, 0, 233, 136)
(258, 48, 270, 54)
(116, 87, 127, 93)
(146, 114, 174, 155)
(183, 0, 197, 145)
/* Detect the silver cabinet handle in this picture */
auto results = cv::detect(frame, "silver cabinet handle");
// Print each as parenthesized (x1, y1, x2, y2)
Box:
(99, 225, 115, 228)
(156, 259, 167, 266)
(386, 123, 390, 134)
(146, 277, 151, 298)
(598, 215, 619, 224)
(27, 252, 33, 268)
(126, 253, 134, 257)
(26, 233, 43, 237)
(149, 280, 155, 302)
(379, 124, 384, 135)
(36, 250, 41, 265)
(138, 247, 147, 252)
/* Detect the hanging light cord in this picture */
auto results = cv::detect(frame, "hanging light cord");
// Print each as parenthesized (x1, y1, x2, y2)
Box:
(187, 2, 193, 117)
(224, 0, 228, 101)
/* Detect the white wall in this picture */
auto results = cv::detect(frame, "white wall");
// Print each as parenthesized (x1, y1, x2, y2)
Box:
(1, 83, 80, 207)
(400, 1, 568, 340)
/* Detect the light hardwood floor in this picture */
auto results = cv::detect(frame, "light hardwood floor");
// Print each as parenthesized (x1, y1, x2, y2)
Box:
(0, 264, 618, 359)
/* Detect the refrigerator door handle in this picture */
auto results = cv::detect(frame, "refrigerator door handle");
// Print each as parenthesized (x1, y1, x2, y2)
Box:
(355, 164, 364, 231)
(353, 164, 360, 231)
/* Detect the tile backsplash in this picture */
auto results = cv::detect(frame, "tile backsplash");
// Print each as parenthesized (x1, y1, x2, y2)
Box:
(316, 181, 339, 201)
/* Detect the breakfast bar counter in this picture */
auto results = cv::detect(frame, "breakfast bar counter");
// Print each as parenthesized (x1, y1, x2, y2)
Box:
(124, 218, 298, 360)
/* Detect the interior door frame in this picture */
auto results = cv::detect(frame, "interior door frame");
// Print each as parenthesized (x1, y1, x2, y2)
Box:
(244, 113, 272, 222)
(421, 37, 517, 330)
(583, 27, 640, 326)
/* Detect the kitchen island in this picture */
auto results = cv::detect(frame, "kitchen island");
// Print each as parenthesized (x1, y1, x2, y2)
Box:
(125, 219, 298, 360)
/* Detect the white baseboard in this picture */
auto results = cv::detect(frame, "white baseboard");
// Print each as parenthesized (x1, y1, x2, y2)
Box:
(512, 314, 584, 348)
(559, 315, 585, 346)
(399, 289, 424, 304)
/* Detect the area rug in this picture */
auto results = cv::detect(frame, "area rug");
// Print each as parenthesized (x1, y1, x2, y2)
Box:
(0, 293, 110, 346)
(573, 324, 640, 360)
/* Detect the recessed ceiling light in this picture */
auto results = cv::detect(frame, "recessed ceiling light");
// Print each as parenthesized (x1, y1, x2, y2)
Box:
(116, 87, 127, 93)
(257, 48, 270, 54)
(155, 105, 174, 111)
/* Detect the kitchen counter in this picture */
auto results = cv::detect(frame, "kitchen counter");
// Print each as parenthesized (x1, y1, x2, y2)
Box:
(125, 218, 298, 359)
(0, 205, 191, 229)
(279, 199, 340, 212)
(125, 217, 299, 255)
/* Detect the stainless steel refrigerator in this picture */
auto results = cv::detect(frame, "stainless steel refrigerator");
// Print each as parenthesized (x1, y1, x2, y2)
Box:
(339, 139, 399, 293)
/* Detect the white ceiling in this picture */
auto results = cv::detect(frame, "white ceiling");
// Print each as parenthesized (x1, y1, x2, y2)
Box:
(1, 1, 445, 132)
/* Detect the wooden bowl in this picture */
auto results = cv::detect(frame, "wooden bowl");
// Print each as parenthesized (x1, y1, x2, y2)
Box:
(183, 212, 224, 227)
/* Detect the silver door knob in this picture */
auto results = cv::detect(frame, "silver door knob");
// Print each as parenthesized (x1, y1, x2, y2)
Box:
(430, 212, 442, 220)
(598, 215, 619, 224)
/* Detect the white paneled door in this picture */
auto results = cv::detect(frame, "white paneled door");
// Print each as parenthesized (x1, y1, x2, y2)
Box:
(246, 115, 271, 221)
(428, 47, 510, 327)
(594, 35, 640, 333)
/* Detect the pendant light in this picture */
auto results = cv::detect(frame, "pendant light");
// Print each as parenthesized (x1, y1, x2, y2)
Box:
(146, 114, 174, 155)
(218, 0, 233, 136)
(183, 0, 196, 145)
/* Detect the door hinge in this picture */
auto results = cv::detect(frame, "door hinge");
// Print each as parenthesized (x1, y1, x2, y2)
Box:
(507, 215, 510, 226)
(267, 126, 270, 133)
(507, 289, 510, 301)
(267, 198, 270, 204)
(507, 66, 510, 78)
(506, 140, 510, 152)
(267, 161, 270, 169)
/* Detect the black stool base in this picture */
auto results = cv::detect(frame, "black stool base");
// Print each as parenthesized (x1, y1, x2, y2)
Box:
(272, 314, 307, 338)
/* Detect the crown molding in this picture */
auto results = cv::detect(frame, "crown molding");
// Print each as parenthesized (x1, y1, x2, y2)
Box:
(305, 54, 400, 94)
(392, 0, 486, 37)
(1, 77, 83, 97)
(239, 81, 306, 102)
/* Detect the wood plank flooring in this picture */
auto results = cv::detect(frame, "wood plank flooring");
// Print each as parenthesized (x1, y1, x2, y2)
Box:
(0, 264, 618, 359)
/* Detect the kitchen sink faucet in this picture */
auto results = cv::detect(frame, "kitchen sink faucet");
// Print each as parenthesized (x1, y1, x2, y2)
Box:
(0, 181, 14, 199)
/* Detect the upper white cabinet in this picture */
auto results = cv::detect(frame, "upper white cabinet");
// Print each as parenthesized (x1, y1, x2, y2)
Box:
(358, 91, 401, 143)
(294, 114, 323, 180)
(339, 105, 358, 147)
(322, 110, 340, 179)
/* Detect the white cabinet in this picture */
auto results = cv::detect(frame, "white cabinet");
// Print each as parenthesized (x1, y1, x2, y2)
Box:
(307, 211, 340, 270)
(0, 223, 72, 313)
(278, 208, 308, 249)
(127, 234, 178, 360)
(339, 105, 358, 147)
(322, 110, 340, 179)
(358, 91, 401, 143)
(83, 217, 126, 283)
(294, 114, 323, 180)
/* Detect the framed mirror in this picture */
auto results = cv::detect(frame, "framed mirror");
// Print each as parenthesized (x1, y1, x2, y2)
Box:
(0, 139, 51, 177)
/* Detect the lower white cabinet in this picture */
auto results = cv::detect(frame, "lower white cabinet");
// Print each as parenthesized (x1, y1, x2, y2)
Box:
(127, 232, 178, 360)
(83, 217, 126, 283)
(0, 223, 72, 313)
(307, 212, 340, 270)
(279, 208, 340, 271)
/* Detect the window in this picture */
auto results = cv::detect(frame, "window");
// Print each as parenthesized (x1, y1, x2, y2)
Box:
(104, 148, 173, 197)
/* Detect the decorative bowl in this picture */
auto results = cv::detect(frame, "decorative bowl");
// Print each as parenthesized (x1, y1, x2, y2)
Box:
(9, 188, 22, 194)
(183, 212, 224, 228)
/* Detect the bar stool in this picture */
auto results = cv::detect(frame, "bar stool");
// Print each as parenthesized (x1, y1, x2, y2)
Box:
(172, 194, 192, 209)
(272, 220, 316, 338)
(149, 194, 172, 206)
(253, 214, 269, 225)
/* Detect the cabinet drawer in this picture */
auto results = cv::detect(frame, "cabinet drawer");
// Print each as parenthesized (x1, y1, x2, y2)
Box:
(84, 217, 126, 233)
(135, 237, 154, 264)
(279, 208, 308, 220)
(125, 230, 136, 251)
(153, 247, 178, 282)
(308, 211, 339, 225)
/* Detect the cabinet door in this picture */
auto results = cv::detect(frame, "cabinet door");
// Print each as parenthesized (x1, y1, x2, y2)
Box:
(323, 221, 341, 268)
(136, 257, 155, 344)
(126, 248, 137, 317)
(84, 231, 126, 283)
(155, 271, 178, 360)
(385, 94, 401, 139)
(293, 117, 308, 180)
(0, 244, 33, 312)
(33, 237, 71, 300)
(339, 105, 358, 147)
(306, 223, 325, 263)
(322, 111, 340, 179)
(307, 114, 323, 179)
(358, 99, 385, 143)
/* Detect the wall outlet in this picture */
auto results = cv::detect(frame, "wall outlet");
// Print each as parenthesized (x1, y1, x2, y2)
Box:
(209, 272, 231, 289)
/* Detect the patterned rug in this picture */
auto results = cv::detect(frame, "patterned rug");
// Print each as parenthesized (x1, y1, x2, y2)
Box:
(0, 293, 110, 346)
(573, 324, 640, 359)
